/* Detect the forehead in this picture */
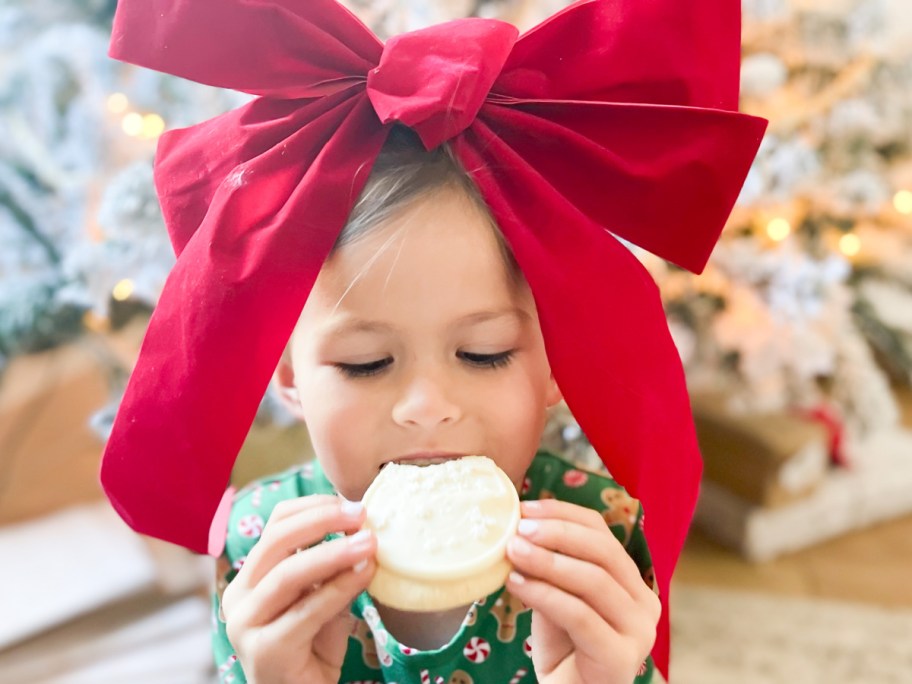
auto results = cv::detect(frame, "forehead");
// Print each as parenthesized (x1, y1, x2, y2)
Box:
(301, 187, 530, 336)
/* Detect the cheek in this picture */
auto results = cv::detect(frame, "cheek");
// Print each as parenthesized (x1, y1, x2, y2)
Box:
(482, 365, 550, 481)
(299, 375, 380, 461)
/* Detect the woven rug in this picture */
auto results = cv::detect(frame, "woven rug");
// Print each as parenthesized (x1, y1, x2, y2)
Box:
(666, 585, 912, 684)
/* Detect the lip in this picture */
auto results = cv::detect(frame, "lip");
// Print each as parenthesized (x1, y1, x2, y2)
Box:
(381, 452, 468, 468)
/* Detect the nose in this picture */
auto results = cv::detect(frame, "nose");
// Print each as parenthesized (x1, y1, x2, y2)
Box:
(391, 371, 463, 428)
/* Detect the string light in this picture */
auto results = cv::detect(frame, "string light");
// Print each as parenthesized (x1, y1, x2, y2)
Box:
(141, 113, 166, 139)
(106, 92, 129, 114)
(893, 190, 912, 215)
(121, 112, 144, 137)
(838, 232, 861, 257)
(112, 279, 135, 301)
(766, 217, 791, 241)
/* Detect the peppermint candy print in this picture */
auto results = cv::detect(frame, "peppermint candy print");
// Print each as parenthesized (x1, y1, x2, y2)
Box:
(562, 469, 588, 488)
(523, 636, 533, 657)
(521, 476, 531, 496)
(232, 556, 246, 572)
(399, 644, 417, 655)
(463, 636, 491, 663)
(237, 513, 264, 538)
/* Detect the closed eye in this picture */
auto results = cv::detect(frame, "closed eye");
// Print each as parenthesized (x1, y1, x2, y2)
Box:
(334, 358, 392, 378)
(334, 350, 515, 378)
(459, 350, 514, 369)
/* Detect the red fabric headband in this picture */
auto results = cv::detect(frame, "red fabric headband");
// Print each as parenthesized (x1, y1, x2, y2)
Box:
(101, 0, 767, 677)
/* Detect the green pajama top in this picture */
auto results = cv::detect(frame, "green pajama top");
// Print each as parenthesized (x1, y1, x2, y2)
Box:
(212, 450, 657, 683)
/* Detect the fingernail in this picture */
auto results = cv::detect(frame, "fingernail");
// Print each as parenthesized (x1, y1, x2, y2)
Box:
(522, 500, 542, 511)
(353, 558, 369, 573)
(517, 519, 538, 537)
(341, 499, 363, 517)
(347, 529, 371, 548)
(509, 536, 532, 556)
(508, 571, 525, 585)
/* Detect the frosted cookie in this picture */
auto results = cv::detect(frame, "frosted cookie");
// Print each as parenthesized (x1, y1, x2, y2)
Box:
(362, 455, 521, 611)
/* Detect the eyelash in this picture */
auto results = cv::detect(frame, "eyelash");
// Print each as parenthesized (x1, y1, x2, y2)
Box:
(334, 351, 515, 378)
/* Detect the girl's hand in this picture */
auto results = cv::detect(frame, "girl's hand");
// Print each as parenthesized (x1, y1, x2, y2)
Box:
(220, 495, 376, 684)
(505, 499, 660, 684)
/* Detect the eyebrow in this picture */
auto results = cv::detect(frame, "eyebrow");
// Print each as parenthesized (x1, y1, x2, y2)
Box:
(324, 308, 529, 337)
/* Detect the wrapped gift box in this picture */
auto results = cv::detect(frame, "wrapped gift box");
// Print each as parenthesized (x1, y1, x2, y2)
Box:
(691, 385, 912, 561)
(690, 390, 831, 508)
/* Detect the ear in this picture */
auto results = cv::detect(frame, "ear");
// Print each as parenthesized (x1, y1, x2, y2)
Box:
(545, 372, 563, 409)
(272, 349, 307, 421)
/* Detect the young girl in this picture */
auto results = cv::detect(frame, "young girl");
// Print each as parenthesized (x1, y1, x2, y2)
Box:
(99, 1, 766, 683)
(211, 126, 661, 683)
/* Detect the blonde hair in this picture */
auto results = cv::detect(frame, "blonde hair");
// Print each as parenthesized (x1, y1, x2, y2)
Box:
(334, 125, 522, 286)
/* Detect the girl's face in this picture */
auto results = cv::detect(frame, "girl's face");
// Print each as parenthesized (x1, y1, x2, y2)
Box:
(276, 184, 562, 500)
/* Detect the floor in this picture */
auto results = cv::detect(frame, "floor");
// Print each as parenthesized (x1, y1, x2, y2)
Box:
(674, 512, 912, 610)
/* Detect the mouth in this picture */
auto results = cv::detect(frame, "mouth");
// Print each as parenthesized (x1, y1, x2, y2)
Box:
(380, 452, 468, 469)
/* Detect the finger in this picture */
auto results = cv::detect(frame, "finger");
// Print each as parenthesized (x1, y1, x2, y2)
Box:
(514, 513, 651, 602)
(232, 531, 376, 629)
(507, 534, 647, 635)
(505, 572, 626, 663)
(260, 559, 377, 664)
(240, 498, 367, 588)
(521, 498, 614, 531)
(269, 494, 348, 523)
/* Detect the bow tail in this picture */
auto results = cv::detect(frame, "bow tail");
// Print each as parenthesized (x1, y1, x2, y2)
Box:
(456, 121, 705, 681)
(100, 94, 388, 555)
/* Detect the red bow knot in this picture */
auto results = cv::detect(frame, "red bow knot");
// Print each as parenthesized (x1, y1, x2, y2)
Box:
(367, 19, 518, 149)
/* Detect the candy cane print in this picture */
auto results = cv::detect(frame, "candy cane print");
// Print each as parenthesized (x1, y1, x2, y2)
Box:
(217, 654, 237, 678)
(420, 669, 431, 684)
(510, 667, 529, 683)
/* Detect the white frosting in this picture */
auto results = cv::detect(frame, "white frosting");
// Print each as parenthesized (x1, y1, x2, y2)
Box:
(362, 456, 520, 580)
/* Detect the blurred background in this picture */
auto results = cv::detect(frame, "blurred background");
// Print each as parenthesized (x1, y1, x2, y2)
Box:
(1, 0, 911, 682)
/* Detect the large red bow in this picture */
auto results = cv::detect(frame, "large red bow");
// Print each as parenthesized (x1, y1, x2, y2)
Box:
(101, 0, 767, 678)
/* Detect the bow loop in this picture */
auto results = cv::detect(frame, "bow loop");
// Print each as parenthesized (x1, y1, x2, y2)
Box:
(367, 19, 517, 149)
